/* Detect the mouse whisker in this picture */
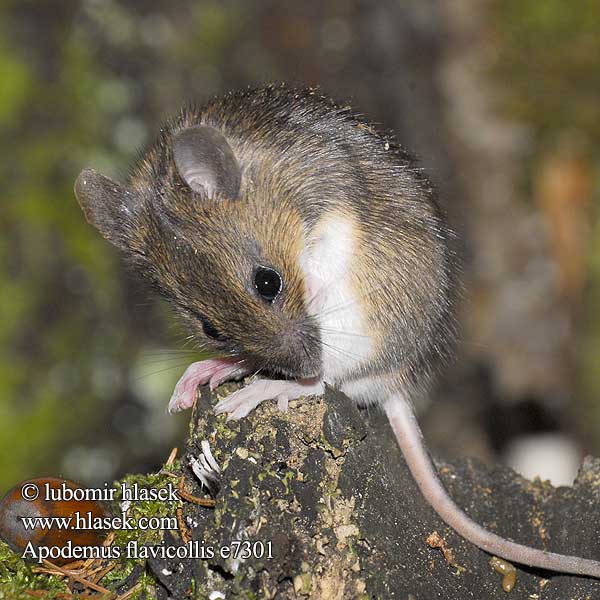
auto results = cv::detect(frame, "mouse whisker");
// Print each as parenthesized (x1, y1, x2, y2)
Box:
(141, 348, 207, 357)
(173, 332, 205, 351)
(140, 355, 199, 364)
(133, 361, 198, 381)
(142, 349, 202, 355)
(303, 331, 368, 364)
(319, 340, 369, 363)
(300, 338, 311, 362)
(315, 326, 371, 339)
(311, 280, 391, 321)
(140, 356, 207, 368)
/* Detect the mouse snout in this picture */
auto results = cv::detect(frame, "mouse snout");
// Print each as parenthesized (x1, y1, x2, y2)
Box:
(269, 323, 322, 379)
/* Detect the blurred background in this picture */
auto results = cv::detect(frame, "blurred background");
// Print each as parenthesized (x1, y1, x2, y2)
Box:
(1, 0, 599, 492)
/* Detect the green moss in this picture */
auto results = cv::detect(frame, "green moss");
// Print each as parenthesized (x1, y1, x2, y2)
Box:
(100, 570, 156, 600)
(0, 540, 68, 600)
(0, 470, 189, 598)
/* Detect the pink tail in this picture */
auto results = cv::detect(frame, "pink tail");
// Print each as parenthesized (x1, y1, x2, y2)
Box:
(384, 397, 600, 578)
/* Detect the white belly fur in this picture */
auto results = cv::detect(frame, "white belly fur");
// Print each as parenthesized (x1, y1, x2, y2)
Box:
(299, 214, 374, 384)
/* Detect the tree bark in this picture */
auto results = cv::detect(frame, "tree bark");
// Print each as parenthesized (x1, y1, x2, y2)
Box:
(153, 385, 600, 599)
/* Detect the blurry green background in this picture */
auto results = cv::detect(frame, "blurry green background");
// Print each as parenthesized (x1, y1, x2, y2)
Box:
(1, 1, 599, 492)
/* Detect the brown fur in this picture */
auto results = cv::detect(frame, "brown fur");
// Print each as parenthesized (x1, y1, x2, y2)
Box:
(75, 83, 457, 389)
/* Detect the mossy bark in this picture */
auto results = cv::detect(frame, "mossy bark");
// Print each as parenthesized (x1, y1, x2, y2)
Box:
(156, 385, 600, 600)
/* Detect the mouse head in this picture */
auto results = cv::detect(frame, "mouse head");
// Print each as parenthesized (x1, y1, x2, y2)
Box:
(74, 124, 322, 379)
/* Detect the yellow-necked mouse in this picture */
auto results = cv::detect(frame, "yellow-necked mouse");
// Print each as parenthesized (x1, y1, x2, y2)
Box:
(74, 84, 600, 578)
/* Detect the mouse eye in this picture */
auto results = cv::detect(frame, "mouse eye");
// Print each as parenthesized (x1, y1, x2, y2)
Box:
(201, 318, 226, 341)
(189, 310, 226, 341)
(254, 266, 282, 303)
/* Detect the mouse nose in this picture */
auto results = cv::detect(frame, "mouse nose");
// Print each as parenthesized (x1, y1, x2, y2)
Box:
(277, 325, 322, 379)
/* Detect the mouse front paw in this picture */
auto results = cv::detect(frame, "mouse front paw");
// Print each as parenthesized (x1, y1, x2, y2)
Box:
(167, 357, 252, 413)
(214, 378, 324, 421)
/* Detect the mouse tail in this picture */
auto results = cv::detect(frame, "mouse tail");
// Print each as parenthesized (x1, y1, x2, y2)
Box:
(384, 396, 600, 578)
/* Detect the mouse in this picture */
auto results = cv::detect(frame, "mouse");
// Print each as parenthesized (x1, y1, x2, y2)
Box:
(74, 83, 600, 578)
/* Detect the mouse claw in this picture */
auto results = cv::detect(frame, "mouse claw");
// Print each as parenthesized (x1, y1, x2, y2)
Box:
(215, 389, 265, 421)
(276, 394, 289, 413)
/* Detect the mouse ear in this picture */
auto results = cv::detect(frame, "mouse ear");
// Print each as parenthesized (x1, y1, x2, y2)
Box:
(74, 168, 141, 251)
(173, 126, 241, 200)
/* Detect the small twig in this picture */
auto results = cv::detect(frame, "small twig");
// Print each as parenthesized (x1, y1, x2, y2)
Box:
(177, 482, 216, 507)
(176, 505, 193, 544)
(91, 561, 117, 584)
(116, 581, 144, 600)
(166, 446, 178, 467)
(57, 559, 88, 572)
(40, 559, 115, 598)
(159, 447, 180, 477)
(425, 531, 465, 573)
